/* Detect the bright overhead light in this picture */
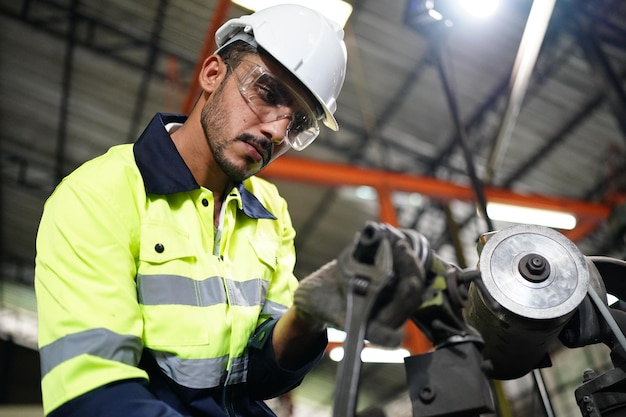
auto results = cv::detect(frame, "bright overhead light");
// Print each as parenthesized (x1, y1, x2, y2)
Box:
(329, 346, 411, 364)
(459, 0, 499, 18)
(405, 0, 498, 33)
(428, 9, 444, 21)
(355, 185, 377, 201)
(327, 327, 347, 343)
(231, 0, 353, 28)
(486, 202, 577, 230)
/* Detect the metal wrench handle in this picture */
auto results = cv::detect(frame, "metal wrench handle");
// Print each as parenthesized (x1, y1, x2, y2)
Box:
(333, 225, 395, 417)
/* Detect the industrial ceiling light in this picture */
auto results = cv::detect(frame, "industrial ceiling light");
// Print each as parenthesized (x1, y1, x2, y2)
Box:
(327, 327, 347, 343)
(405, 0, 454, 32)
(404, 0, 499, 34)
(327, 328, 410, 363)
(230, 0, 353, 28)
(459, 0, 499, 18)
(354, 185, 377, 201)
(329, 346, 411, 364)
(486, 202, 577, 230)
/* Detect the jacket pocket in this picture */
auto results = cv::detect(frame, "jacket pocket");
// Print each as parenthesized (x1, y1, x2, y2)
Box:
(247, 238, 278, 274)
(139, 222, 194, 265)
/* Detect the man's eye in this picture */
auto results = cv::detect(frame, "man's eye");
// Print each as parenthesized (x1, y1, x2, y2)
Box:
(255, 76, 291, 107)
(290, 112, 310, 131)
(256, 84, 280, 106)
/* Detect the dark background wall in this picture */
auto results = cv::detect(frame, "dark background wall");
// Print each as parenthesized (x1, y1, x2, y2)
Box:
(0, 341, 41, 404)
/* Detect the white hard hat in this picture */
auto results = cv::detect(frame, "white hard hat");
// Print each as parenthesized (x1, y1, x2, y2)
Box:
(215, 4, 347, 131)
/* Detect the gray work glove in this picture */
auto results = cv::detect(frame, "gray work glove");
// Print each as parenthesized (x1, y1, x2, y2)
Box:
(294, 223, 428, 347)
(366, 235, 427, 346)
(294, 258, 347, 331)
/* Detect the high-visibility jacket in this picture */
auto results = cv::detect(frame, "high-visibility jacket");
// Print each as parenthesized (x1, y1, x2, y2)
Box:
(35, 113, 325, 416)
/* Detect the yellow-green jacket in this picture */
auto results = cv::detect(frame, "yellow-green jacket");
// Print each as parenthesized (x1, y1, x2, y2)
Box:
(35, 113, 325, 417)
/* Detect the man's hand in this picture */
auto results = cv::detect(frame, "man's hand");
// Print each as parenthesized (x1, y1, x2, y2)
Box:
(294, 259, 347, 331)
(294, 223, 428, 347)
(366, 235, 427, 346)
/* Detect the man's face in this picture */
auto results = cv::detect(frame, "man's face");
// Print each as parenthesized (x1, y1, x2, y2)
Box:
(200, 55, 318, 183)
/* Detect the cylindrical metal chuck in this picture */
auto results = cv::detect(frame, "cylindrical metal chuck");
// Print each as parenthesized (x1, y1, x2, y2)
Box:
(464, 225, 590, 380)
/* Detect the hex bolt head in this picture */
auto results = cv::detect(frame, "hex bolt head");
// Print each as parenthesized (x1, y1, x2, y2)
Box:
(518, 253, 551, 282)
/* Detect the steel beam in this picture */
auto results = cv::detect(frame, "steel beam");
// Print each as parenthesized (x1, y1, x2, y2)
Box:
(261, 156, 614, 241)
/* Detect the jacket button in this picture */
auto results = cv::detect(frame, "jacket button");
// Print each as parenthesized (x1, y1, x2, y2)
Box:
(154, 243, 165, 253)
(202, 199, 209, 207)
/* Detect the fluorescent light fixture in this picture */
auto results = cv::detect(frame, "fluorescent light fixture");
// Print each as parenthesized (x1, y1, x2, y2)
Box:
(329, 346, 411, 363)
(393, 191, 424, 207)
(486, 202, 577, 230)
(350, 188, 426, 207)
(459, 0, 499, 18)
(355, 185, 377, 200)
(327, 327, 347, 343)
(231, 0, 353, 28)
(0, 306, 38, 350)
(428, 9, 443, 21)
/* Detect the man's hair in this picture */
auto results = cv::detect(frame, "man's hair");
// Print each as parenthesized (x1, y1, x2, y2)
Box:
(217, 40, 258, 74)
(216, 39, 321, 116)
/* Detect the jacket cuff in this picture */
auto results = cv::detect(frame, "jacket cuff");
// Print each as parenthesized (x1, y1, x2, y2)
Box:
(247, 318, 327, 399)
(48, 379, 183, 417)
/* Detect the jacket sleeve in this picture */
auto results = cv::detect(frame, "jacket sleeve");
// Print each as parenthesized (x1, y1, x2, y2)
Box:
(246, 318, 327, 399)
(48, 380, 185, 417)
(35, 156, 151, 415)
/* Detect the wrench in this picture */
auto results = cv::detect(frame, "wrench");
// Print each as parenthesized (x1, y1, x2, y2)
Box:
(333, 224, 395, 417)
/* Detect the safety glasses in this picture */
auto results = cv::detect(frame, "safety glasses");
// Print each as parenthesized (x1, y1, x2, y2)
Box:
(230, 60, 322, 151)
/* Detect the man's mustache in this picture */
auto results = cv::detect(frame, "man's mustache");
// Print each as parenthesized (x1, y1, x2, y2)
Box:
(238, 133, 273, 165)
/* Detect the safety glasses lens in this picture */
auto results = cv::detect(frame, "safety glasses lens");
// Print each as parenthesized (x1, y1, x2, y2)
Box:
(287, 123, 319, 151)
(234, 61, 320, 151)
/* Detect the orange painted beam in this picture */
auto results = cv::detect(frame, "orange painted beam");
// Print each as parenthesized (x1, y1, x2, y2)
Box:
(261, 156, 612, 227)
(374, 185, 398, 225)
(403, 322, 433, 355)
(562, 218, 604, 243)
(262, 156, 474, 201)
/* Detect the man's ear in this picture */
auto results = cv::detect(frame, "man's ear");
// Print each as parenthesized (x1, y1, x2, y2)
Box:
(199, 54, 227, 94)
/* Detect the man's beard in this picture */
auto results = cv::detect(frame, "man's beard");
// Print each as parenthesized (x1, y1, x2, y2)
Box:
(200, 89, 270, 183)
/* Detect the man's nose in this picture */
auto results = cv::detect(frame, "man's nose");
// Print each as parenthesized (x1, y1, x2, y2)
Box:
(260, 117, 291, 144)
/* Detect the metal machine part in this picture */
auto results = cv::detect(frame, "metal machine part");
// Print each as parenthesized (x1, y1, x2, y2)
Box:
(572, 257, 626, 417)
(405, 341, 495, 417)
(330, 222, 626, 417)
(464, 224, 591, 380)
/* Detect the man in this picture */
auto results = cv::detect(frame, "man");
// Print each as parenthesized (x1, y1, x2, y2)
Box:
(35, 5, 348, 416)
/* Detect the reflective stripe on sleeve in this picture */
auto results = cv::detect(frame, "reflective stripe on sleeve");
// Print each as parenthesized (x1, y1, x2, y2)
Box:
(39, 328, 143, 377)
(260, 299, 288, 318)
(150, 350, 248, 388)
(225, 278, 269, 306)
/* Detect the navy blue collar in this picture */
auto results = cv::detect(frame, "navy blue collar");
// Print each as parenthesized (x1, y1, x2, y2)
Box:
(133, 113, 276, 220)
